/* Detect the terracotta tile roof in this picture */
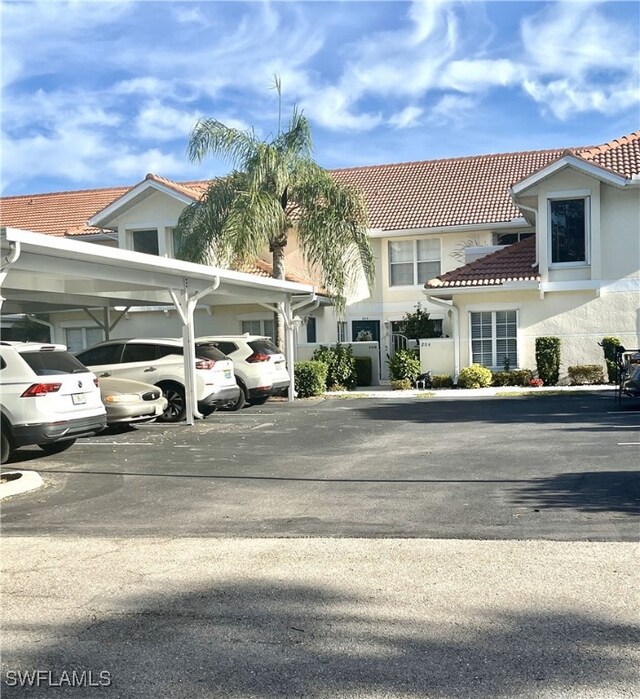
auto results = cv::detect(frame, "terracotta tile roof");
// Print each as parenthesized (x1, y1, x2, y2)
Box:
(330, 148, 569, 231)
(236, 258, 328, 294)
(0, 185, 130, 237)
(426, 236, 539, 289)
(577, 131, 640, 179)
(142, 173, 202, 200)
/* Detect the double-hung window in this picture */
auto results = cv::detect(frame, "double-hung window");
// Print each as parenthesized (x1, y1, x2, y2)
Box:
(388, 239, 440, 286)
(549, 197, 588, 265)
(241, 319, 274, 339)
(65, 327, 104, 353)
(470, 311, 517, 369)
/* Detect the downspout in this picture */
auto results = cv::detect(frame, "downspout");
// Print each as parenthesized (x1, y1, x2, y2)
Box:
(0, 240, 21, 314)
(509, 190, 539, 268)
(425, 295, 460, 381)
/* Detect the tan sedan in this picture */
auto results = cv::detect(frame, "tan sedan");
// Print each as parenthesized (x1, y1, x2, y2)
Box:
(99, 377, 168, 425)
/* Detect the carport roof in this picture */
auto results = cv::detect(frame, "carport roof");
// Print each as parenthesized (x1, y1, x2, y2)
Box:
(1, 227, 315, 314)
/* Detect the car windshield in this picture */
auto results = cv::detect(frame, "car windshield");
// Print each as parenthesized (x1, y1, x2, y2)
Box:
(195, 344, 228, 362)
(21, 350, 91, 376)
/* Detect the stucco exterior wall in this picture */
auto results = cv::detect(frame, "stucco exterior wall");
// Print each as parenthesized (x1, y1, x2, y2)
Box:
(600, 185, 640, 281)
(451, 288, 640, 382)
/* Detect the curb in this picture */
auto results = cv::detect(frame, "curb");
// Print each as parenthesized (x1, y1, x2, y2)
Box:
(0, 470, 44, 500)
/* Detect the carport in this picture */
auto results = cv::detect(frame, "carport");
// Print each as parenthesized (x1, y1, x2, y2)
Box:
(1, 227, 317, 423)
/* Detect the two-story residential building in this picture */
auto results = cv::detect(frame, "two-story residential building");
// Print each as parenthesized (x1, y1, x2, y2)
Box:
(425, 134, 640, 379)
(1, 131, 638, 382)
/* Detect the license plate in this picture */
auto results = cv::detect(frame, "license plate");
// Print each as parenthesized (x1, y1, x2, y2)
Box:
(155, 405, 164, 415)
(224, 370, 232, 379)
(72, 393, 86, 405)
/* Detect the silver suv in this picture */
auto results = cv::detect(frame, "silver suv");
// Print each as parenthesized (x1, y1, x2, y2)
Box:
(76, 338, 240, 422)
(1, 342, 107, 464)
(196, 335, 290, 410)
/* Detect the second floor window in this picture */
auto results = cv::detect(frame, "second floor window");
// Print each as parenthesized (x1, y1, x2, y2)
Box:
(550, 198, 588, 265)
(389, 238, 441, 286)
(132, 229, 159, 256)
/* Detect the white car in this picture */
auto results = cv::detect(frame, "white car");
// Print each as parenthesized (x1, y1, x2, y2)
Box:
(0, 341, 107, 464)
(196, 335, 290, 410)
(75, 338, 240, 422)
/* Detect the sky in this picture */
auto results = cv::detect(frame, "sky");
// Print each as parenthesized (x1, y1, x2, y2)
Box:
(1, 0, 639, 195)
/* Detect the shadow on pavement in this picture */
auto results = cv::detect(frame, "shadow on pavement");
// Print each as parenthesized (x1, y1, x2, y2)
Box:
(2, 581, 638, 698)
(512, 470, 640, 516)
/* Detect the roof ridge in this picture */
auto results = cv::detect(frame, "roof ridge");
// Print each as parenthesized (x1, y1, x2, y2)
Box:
(579, 130, 640, 158)
(0, 184, 132, 200)
(329, 146, 584, 174)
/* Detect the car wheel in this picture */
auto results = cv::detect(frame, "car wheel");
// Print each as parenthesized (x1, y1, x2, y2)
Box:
(157, 383, 186, 423)
(38, 439, 76, 455)
(1, 428, 13, 465)
(228, 384, 247, 411)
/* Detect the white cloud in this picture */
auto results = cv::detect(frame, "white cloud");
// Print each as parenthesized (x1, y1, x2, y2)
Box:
(428, 94, 477, 126)
(135, 101, 202, 141)
(440, 59, 523, 93)
(301, 87, 382, 132)
(389, 106, 424, 129)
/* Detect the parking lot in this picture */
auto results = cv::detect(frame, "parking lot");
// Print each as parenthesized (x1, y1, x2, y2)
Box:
(2, 392, 639, 540)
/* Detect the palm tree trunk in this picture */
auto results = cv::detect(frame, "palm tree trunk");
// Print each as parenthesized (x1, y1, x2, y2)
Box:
(272, 244, 286, 351)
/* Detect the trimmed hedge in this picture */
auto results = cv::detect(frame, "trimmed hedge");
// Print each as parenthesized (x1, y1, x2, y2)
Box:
(599, 336, 621, 383)
(294, 361, 328, 398)
(457, 364, 493, 389)
(568, 365, 605, 386)
(536, 337, 561, 386)
(431, 374, 454, 389)
(312, 343, 357, 390)
(492, 369, 534, 387)
(387, 349, 421, 382)
(390, 378, 412, 391)
(354, 356, 373, 387)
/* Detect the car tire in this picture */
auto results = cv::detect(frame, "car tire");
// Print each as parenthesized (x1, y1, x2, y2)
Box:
(157, 382, 186, 423)
(1, 427, 13, 465)
(38, 439, 76, 455)
(228, 383, 247, 411)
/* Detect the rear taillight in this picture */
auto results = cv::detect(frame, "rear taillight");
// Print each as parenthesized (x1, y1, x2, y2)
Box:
(195, 358, 215, 370)
(246, 352, 270, 363)
(21, 383, 62, 397)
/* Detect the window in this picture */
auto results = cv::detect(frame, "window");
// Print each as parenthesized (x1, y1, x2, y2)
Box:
(121, 343, 160, 363)
(65, 327, 104, 354)
(132, 229, 159, 256)
(494, 232, 534, 246)
(388, 239, 440, 286)
(470, 311, 517, 368)
(241, 319, 274, 339)
(306, 317, 317, 343)
(336, 322, 347, 342)
(76, 343, 123, 366)
(549, 198, 588, 264)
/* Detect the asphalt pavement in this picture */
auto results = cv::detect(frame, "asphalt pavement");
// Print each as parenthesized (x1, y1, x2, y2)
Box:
(1, 392, 639, 698)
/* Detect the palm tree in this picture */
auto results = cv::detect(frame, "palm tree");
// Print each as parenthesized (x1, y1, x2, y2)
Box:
(174, 106, 375, 349)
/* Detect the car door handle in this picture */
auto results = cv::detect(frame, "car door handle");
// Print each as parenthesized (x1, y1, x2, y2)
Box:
(143, 366, 157, 372)
(99, 372, 111, 377)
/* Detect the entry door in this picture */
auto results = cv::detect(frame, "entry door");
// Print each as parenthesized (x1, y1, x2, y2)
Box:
(351, 320, 381, 378)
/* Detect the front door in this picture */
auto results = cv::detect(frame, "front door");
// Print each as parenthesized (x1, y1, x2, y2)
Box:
(351, 320, 381, 378)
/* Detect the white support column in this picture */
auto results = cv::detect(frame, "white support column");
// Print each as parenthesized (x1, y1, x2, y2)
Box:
(170, 277, 220, 425)
(282, 299, 296, 401)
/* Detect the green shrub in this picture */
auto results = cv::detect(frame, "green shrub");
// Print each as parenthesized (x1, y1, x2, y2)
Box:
(390, 379, 412, 391)
(535, 337, 561, 386)
(599, 336, 621, 383)
(294, 361, 328, 397)
(568, 365, 605, 386)
(431, 374, 454, 389)
(354, 356, 373, 387)
(312, 343, 357, 390)
(387, 349, 421, 382)
(457, 364, 493, 389)
(492, 369, 534, 387)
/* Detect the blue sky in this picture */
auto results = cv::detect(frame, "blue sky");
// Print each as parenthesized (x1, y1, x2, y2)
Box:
(2, 0, 639, 195)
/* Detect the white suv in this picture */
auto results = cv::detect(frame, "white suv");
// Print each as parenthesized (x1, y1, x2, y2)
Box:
(196, 335, 290, 410)
(1, 342, 107, 464)
(75, 338, 240, 422)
